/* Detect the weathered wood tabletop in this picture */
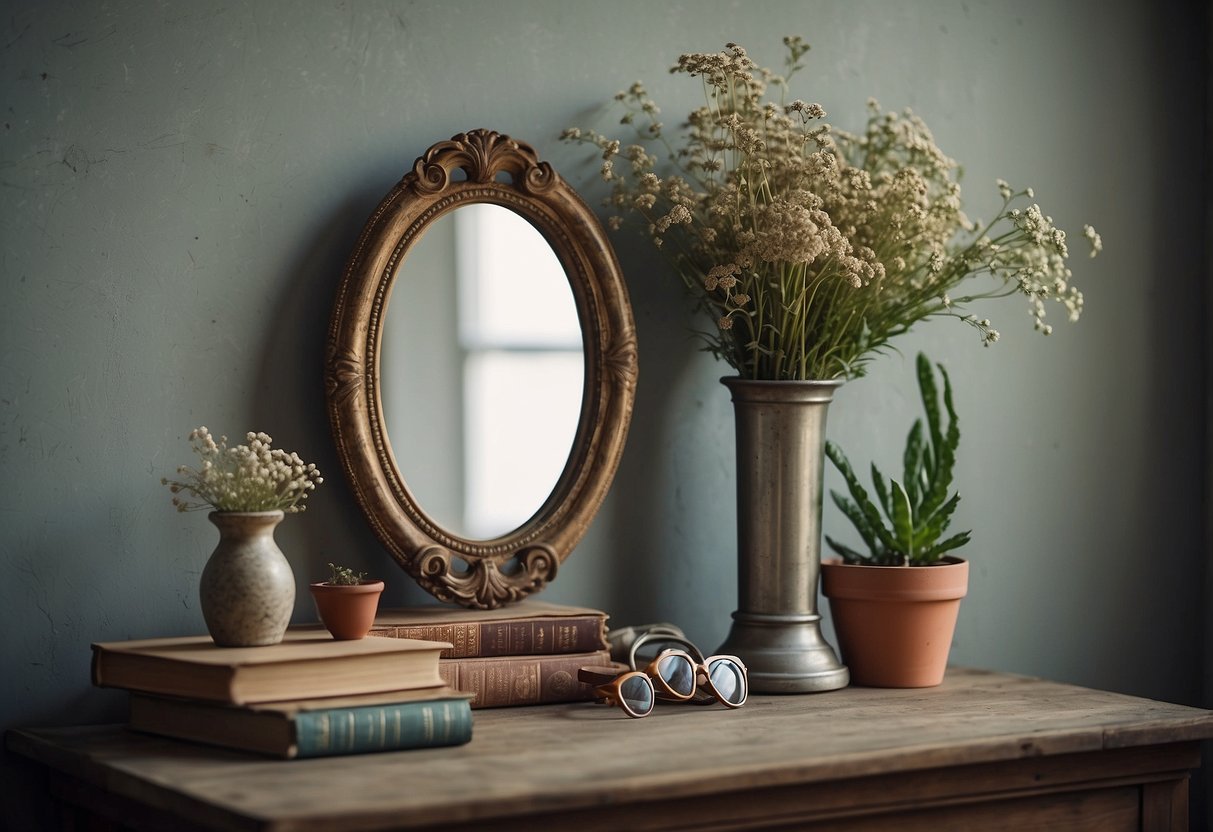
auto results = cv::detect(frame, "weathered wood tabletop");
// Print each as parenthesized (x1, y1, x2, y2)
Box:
(9, 668, 1213, 832)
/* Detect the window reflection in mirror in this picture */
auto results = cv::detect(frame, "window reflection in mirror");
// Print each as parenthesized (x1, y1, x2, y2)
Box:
(382, 204, 583, 540)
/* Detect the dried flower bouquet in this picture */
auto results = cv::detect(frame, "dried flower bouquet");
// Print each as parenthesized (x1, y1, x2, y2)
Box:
(162, 427, 323, 513)
(563, 37, 1101, 380)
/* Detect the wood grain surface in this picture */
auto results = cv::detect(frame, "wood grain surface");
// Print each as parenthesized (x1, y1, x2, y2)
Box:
(9, 668, 1213, 832)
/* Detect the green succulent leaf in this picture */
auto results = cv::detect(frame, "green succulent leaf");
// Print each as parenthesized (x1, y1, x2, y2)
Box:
(890, 479, 915, 558)
(871, 463, 893, 520)
(825, 534, 872, 565)
(830, 491, 882, 556)
(917, 353, 944, 463)
(920, 357, 959, 519)
(921, 530, 971, 563)
(921, 442, 935, 485)
(902, 420, 925, 516)
(941, 365, 960, 473)
(827, 440, 896, 553)
(913, 491, 960, 550)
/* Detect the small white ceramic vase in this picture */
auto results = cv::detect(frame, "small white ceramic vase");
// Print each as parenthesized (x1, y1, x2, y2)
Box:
(199, 510, 295, 646)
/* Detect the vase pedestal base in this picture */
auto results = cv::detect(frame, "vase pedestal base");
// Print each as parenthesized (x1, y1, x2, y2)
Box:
(718, 611, 849, 693)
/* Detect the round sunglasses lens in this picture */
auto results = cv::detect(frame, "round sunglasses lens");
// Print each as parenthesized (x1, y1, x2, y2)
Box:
(709, 658, 746, 705)
(657, 653, 695, 697)
(619, 676, 654, 716)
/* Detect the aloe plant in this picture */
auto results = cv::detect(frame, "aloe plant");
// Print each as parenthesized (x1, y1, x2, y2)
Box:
(825, 353, 971, 565)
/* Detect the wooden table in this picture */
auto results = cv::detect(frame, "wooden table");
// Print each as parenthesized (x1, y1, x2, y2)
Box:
(8, 668, 1213, 831)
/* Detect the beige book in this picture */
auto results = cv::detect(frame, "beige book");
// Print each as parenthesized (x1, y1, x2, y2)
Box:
(92, 628, 449, 705)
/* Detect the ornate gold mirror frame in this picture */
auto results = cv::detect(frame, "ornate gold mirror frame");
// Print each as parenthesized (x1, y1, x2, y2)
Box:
(325, 129, 637, 609)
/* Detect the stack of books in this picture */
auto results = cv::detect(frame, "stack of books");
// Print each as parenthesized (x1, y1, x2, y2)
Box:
(370, 600, 612, 708)
(91, 629, 473, 759)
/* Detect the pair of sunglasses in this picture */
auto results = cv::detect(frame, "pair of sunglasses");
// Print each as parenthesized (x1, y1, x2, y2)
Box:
(579, 633, 749, 718)
(627, 633, 748, 709)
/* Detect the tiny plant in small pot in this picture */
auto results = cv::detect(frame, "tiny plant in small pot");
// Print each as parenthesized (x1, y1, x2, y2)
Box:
(310, 562, 385, 640)
(821, 353, 970, 687)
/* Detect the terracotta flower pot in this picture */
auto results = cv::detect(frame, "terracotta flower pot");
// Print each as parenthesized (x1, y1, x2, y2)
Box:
(821, 557, 968, 688)
(309, 580, 385, 640)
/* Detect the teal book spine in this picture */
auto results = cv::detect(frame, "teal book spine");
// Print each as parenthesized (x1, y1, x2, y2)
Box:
(294, 699, 472, 758)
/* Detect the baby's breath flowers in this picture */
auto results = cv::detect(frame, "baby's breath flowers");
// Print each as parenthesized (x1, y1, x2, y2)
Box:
(562, 38, 1100, 380)
(162, 427, 323, 513)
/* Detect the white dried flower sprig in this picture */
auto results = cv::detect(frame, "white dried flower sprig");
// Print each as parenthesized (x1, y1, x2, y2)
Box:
(562, 38, 1101, 380)
(162, 427, 323, 513)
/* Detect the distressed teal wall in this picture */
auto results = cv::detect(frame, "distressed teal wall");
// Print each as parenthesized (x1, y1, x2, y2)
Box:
(1, 0, 1206, 826)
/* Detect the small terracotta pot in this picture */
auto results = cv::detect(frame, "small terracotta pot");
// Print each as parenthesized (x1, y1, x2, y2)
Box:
(821, 558, 968, 688)
(309, 580, 385, 640)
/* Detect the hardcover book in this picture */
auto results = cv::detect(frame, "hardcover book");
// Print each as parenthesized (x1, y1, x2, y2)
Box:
(371, 600, 608, 658)
(440, 649, 611, 708)
(127, 686, 473, 759)
(92, 629, 449, 705)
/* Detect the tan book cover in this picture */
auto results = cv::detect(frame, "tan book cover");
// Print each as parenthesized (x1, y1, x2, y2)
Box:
(439, 649, 611, 708)
(92, 628, 450, 705)
(371, 600, 608, 658)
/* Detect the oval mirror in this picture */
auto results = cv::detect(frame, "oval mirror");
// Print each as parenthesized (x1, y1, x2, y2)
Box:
(326, 129, 637, 609)
(381, 204, 584, 540)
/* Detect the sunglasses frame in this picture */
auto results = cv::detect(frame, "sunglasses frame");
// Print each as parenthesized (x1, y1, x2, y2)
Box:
(628, 633, 749, 709)
(640, 648, 698, 702)
(577, 665, 656, 718)
(699, 653, 749, 708)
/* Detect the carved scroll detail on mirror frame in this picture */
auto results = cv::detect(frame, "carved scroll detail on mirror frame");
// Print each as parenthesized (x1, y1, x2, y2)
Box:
(325, 129, 637, 609)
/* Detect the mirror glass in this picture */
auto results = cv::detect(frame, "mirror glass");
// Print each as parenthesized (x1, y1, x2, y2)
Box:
(380, 203, 584, 540)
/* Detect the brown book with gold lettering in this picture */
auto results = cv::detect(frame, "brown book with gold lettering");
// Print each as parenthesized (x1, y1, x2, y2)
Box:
(370, 601, 608, 659)
(439, 649, 611, 708)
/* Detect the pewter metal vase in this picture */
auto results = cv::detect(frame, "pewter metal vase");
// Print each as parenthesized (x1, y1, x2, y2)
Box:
(199, 510, 295, 647)
(716, 377, 849, 693)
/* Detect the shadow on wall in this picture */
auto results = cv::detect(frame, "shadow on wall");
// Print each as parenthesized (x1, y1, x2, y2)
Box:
(602, 242, 681, 629)
(602, 238, 741, 647)
(250, 185, 438, 619)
